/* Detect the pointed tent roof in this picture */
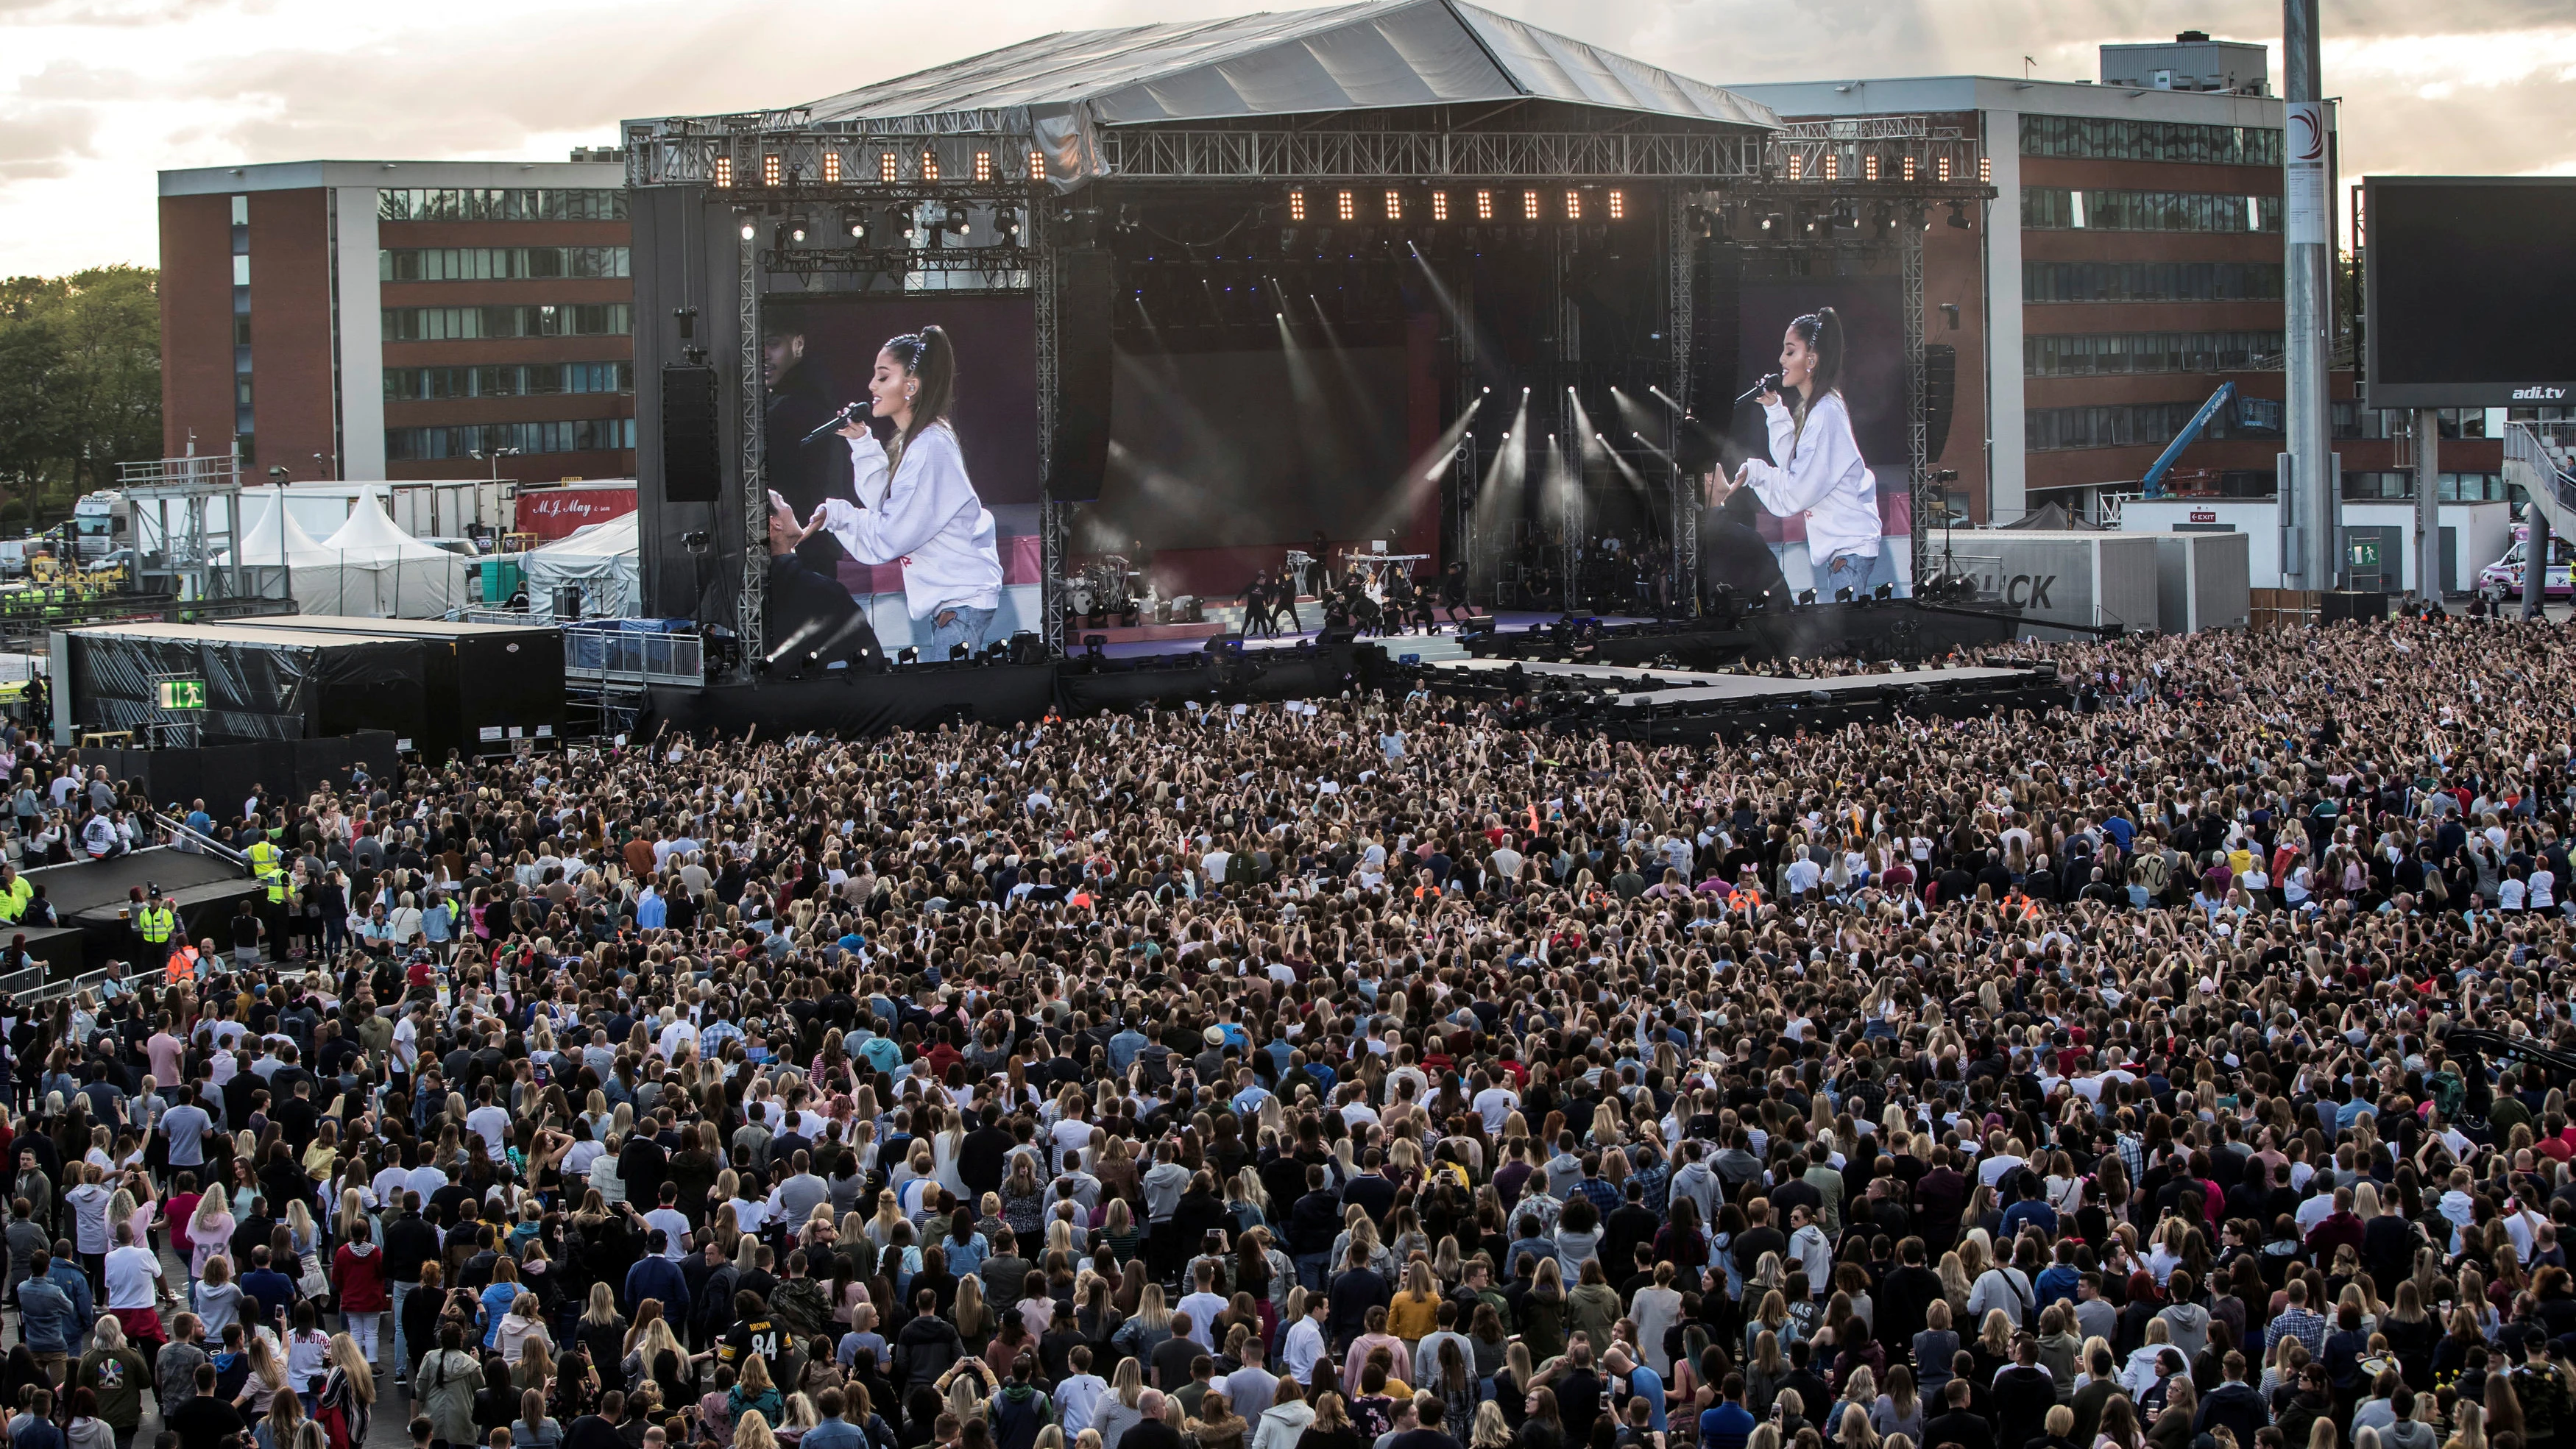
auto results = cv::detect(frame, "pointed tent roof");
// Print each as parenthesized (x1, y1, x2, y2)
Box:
(222, 495, 336, 566)
(528, 511, 640, 560)
(798, 0, 1777, 132)
(320, 493, 452, 559)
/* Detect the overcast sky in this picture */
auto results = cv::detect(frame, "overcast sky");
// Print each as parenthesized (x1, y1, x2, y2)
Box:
(0, 0, 2570, 278)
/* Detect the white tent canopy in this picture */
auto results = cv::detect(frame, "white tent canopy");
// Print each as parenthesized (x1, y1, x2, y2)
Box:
(221, 495, 337, 569)
(523, 511, 641, 620)
(314, 497, 461, 617)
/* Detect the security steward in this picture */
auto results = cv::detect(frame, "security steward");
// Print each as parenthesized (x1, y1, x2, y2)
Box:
(135, 884, 178, 968)
(245, 818, 290, 951)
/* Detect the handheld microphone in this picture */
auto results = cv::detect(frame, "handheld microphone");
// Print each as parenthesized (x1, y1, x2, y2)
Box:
(801, 403, 868, 447)
(1734, 372, 1784, 406)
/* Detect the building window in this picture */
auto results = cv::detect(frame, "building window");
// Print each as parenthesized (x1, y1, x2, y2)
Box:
(2439, 472, 2505, 502)
(2026, 330, 2283, 377)
(380, 303, 633, 341)
(2023, 187, 2280, 233)
(2026, 394, 2283, 451)
(2340, 470, 2416, 500)
(2023, 261, 2285, 303)
(2019, 116, 2285, 166)
(383, 361, 635, 400)
(375, 188, 628, 222)
(384, 417, 637, 461)
(379, 247, 631, 282)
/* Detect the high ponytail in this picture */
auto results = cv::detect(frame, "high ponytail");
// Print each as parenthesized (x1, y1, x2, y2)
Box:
(1791, 305, 1846, 402)
(882, 324, 958, 448)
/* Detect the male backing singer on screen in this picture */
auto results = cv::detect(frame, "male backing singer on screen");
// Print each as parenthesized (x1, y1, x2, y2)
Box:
(769, 325, 1005, 657)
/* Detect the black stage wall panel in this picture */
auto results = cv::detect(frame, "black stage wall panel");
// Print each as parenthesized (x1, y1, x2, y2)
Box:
(1047, 248, 1114, 501)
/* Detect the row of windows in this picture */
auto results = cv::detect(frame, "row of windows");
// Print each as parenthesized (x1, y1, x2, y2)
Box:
(2023, 188, 2279, 233)
(377, 188, 627, 222)
(383, 362, 634, 401)
(381, 247, 630, 283)
(2027, 396, 2282, 451)
(2026, 330, 2283, 377)
(386, 417, 637, 461)
(2019, 116, 2285, 167)
(2341, 471, 2510, 501)
(381, 304, 632, 341)
(2023, 261, 2285, 303)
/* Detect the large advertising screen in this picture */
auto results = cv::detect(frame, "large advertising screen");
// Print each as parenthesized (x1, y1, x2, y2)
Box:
(1700, 277, 1916, 599)
(2365, 177, 2576, 408)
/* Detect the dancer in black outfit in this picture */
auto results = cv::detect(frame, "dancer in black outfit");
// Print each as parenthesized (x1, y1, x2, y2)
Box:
(1240, 570, 1277, 637)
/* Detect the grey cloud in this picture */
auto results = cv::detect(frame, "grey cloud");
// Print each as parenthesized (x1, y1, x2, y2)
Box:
(0, 102, 97, 180)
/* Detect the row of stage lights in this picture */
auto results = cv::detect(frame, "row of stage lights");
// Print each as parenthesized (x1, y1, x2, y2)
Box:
(1686, 196, 1974, 241)
(712, 149, 1048, 190)
(1287, 185, 1629, 225)
(738, 202, 1023, 249)
(1775, 152, 1992, 185)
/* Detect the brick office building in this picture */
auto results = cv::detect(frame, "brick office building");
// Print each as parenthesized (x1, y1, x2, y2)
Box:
(158, 156, 637, 485)
(1729, 34, 2501, 525)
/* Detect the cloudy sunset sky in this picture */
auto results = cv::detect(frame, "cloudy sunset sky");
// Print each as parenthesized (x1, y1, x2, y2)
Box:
(0, 0, 2569, 277)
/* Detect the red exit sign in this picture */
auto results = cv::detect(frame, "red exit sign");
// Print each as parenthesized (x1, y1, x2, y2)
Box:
(2190, 509, 2218, 523)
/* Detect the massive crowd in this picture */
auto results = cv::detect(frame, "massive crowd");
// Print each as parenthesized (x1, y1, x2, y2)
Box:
(0, 614, 2570, 1449)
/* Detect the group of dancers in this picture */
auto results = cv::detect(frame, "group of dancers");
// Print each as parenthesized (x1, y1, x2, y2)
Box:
(1236, 548, 1473, 638)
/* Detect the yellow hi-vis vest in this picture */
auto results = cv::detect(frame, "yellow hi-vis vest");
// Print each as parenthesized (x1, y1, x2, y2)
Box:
(247, 840, 288, 902)
(138, 904, 176, 944)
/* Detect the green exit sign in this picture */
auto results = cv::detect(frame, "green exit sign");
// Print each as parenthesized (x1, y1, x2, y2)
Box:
(156, 679, 208, 711)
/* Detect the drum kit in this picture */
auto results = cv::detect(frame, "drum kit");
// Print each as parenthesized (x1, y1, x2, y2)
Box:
(1065, 555, 1139, 618)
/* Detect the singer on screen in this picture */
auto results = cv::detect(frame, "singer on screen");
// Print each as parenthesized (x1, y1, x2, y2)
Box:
(1722, 306, 1890, 597)
(770, 325, 1005, 656)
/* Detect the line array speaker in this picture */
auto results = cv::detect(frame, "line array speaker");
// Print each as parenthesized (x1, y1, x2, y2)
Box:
(661, 364, 721, 503)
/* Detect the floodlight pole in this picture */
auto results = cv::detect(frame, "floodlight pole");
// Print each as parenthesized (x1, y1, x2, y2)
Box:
(2283, 0, 2336, 592)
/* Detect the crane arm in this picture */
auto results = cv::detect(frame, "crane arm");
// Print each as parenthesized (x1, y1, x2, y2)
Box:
(2140, 382, 2238, 498)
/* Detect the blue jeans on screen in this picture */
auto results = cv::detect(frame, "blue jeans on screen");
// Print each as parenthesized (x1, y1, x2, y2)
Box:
(1820, 548, 1898, 598)
(927, 604, 996, 658)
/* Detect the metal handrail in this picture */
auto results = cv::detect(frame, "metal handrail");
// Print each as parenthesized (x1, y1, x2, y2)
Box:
(2506, 422, 2576, 514)
(148, 811, 252, 869)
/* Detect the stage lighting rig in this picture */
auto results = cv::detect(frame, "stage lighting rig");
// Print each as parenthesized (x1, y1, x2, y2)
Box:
(1947, 202, 1970, 229)
(788, 216, 810, 244)
(841, 208, 866, 238)
(944, 202, 970, 235)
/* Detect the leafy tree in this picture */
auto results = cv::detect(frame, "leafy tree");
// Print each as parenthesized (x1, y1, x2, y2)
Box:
(0, 266, 161, 525)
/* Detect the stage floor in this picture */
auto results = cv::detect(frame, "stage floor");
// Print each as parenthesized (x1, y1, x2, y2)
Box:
(1427, 657, 2038, 708)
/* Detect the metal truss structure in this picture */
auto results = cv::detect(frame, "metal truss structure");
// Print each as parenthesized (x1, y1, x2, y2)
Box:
(736, 226, 766, 664)
(1030, 202, 1066, 652)
(1666, 190, 1698, 610)
(1102, 130, 1762, 181)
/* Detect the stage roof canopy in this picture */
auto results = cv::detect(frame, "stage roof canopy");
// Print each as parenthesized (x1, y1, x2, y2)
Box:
(793, 0, 1779, 133)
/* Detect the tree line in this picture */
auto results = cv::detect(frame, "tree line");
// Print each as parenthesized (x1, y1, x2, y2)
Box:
(0, 265, 163, 531)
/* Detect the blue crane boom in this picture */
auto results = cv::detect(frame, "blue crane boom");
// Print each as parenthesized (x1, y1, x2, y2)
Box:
(2140, 381, 2237, 499)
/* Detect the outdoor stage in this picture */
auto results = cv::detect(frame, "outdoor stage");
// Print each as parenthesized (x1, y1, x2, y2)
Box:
(618, 0, 1996, 676)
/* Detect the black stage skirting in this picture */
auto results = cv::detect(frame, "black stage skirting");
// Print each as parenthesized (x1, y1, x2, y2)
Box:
(641, 642, 1389, 740)
(644, 662, 1057, 737)
(84, 733, 400, 812)
(1465, 600, 2026, 668)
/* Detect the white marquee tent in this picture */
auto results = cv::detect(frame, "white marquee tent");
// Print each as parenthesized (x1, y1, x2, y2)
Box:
(522, 511, 642, 620)
(314, 498, 461, 617)
(217, 497, 339, 598)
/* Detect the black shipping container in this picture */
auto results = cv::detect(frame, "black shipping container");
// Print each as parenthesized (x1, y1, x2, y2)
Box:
(244, 615, 567, 758)
(61, 623, 431, 747)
